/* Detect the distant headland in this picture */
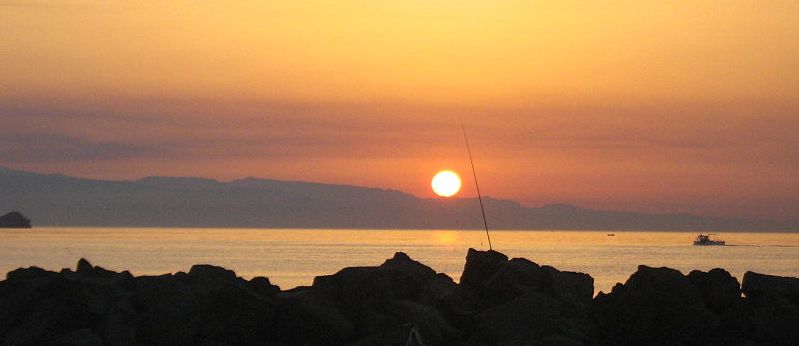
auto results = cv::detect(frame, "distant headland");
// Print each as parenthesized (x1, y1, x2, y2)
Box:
(1, 249, 797, 344)
(0, 211, 31, 228)
(0, 166, 794, 231)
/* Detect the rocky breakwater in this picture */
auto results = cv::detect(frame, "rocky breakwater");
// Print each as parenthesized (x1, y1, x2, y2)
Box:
(1, 249, 798, 345)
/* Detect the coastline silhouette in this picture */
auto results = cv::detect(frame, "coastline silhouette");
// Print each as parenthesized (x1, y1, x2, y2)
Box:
(1, 167, 792, 231)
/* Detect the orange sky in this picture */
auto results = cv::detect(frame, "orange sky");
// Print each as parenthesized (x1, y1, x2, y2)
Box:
(1, 1, 798, 222)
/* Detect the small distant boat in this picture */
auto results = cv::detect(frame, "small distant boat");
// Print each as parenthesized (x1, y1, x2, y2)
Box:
(607, 233, 615, 237)
(693, 233, 725, 246)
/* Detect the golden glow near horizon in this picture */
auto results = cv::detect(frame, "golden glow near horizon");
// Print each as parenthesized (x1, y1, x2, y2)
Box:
(432, 171, 462, 198)
(0, 1, 797, 222)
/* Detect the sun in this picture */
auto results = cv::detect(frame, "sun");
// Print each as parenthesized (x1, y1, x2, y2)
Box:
(432, 170, 462, 197)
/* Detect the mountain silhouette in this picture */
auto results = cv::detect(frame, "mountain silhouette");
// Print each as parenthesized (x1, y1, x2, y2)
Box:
(0, 166, 791, 231)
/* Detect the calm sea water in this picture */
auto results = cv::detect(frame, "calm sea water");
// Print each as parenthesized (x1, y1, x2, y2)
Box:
(2, 228, 798, 294)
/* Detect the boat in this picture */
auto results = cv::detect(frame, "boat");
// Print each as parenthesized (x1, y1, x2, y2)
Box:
(693, 233, 725, 246)
(607, 233, 615, 237)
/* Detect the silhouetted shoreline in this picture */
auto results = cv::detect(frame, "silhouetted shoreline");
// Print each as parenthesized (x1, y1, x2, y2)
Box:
(2, 249, 798, 345)
(3, 166, 794, 231)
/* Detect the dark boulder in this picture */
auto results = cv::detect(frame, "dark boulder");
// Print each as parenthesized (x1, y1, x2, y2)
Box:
(76, 258, 94, 274)
(312, 252, 445, 307)
(434, 283, 484, 332)
(2, 261, 139, 345)
(188, 264, 237, 284)
(482, 257, 545, 303)
(434, 249, 519, 334)
(736, 271, 799, 345)
(420, 273, 458, 306)
(388, 300, 459, 344)
(134, 266, 282, 345)
(460, 249, 593, 308)
(592, 265, 719, 344)
(285, 290, 354, 343)
(459, 248, 508, 288)
(742, 271, 799, 304)
(381, 252, 457, 305)
(132, 273, 189, 313)
(469, 292, 564, 344)
(273, 288, 355, 344)
(313, 266, 420, 306)
(444, 249, 595, 343)
(135, 291, 205, 345)
(5, 266, 58, 283)
(469, 290, 597, 345)
(196, 282, 278, 345)
(0, 274, 99, 345)
(380, 252, 437, 282)
(69, 258, 134, 286)
(729, 293, 799, 346)
(688, 268, 741, 313)
(0, 211, 31, 228)
(541, 265, 594, 308)
(345, 300, 459, 346)
(245, 276, 281, 298)
(305, 252, 459, 345)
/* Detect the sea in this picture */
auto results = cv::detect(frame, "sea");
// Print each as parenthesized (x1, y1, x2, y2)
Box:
(2, 228, 798, 294)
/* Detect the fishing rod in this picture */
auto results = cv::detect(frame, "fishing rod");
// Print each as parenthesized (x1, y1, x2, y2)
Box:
(460, 118, 492, 250)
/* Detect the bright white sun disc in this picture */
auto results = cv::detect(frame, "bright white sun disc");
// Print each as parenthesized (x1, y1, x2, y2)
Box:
(432, 170, 462, 197)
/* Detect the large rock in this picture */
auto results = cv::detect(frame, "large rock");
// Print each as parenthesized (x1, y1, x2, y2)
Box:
(688, 268, 741, 313)
(737, 271, 799, 345)
(246, 276, 281, 298)
(0, 270, 99, 345)
(0, 211, 31, 228)
(188, 264, 238, 283)
(380, 252, 458, 305)
(312, 252, 447, 306)
(742, 271, 799, 304)
(312, 265, 420, 306)
(459, 248, 508, 288)
(460, 249, 593, 307)
(380, 252, 437, 282)
(446, 249, 595, 343)
(196, 282, 278, 345)
(541, 265, 594, 308)
(135, 290, 204, 345)
(69, 258, 136, 290)
(76, 258, 94, 274)
(482, 258, 545, 303)
(273, 288, 355, 344)
(135, 264, 281, 345)
(307, 252, 459, 344)
(345, 300, 459, 345)
(592, 265, 719, 344)
(469, 292, 565, 344)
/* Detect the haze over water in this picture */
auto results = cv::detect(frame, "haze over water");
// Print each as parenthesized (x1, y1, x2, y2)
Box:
(2, 228, 797, 294)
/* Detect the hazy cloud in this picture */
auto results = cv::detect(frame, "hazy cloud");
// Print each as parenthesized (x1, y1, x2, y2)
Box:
(0, 133, 172, 162)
